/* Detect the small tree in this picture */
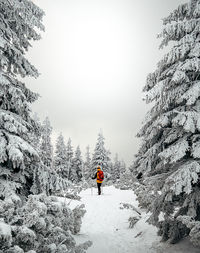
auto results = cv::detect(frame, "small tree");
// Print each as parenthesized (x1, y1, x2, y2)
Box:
(83, 145, 92, 180)
(106, 149, 112, 178)
(91, 131, 111, 177)
(66, 138, 74, 179)
(54, 133, 68, 178)
(120, 160, 126, 175)
(40, 117, 53, 167)
(66, 138, 74, 161)
(70, 146, 83, 183)
(112, 153, 121, 182)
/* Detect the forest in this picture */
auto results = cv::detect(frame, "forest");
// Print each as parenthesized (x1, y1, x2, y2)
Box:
(0, 0, 200, 252)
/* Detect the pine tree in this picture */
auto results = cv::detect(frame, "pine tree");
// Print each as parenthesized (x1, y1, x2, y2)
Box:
(66, 138, 74, 180)
(120, 159, 126, 175)
(83, 145, 91, 180)
(54, 133, 68, 178)
(106, 149, 112, 178)
(70, 146, 83, 183)
(91, 131, 111, 177)
(0, 0, 44, 198)
(133, 0, 200, 245)
(66, 138, 74, 161)
(112, 153, 121, 182)
(40, 117, 53, 167)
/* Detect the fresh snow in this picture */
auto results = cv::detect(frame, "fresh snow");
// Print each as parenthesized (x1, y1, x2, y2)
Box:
(0, 220, 11, 238)
(74, 186, 158, 253)
(65, 186, 200, 253)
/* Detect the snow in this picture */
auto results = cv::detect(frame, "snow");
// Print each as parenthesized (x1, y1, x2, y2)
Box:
(158, 139, 189, 164)
(0, 220, 11, 238)
(164, 161, 200, 195)
(63, 186, 200, 253)
(0, 220, 12, 248)
(74, 186, 159, 253)
(158, 212, 165, 222)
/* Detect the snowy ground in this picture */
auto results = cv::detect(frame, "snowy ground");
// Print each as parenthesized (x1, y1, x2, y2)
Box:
(66, 186, 199, 253)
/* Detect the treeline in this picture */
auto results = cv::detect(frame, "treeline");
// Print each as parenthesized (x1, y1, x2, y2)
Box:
(0, 1, 92, 252)
(36, 116, 127, 187)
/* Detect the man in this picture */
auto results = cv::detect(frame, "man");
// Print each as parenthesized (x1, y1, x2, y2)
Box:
(92, 166, 104, 195)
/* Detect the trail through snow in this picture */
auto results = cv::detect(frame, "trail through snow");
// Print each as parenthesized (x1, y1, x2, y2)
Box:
(70, 186, 199, 253)
(74, 186, 159, 253)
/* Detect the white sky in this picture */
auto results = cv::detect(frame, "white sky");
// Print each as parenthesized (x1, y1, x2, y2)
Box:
(27, 0, 186, 166)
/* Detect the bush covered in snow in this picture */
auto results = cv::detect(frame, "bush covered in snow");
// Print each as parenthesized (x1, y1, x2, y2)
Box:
(0, 194, 92, 252)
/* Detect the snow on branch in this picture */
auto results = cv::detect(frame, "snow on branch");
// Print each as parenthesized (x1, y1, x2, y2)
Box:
(171, 70, 189, 84)
(145, 80, 164, 103)
(160, 18, 198, 48)
(159, 139, 189, 164)
(191, 140, 200, 158)
(178, 81, 200, 105)
(162, 3, 189, 25)
(0, 110, 29, 136)
(172, 110, 200, 133)
(178, 215, 200, 247)
(5, 133, 38, 169)
(164, 161, 200, 195)
(178, 57, 200, 73)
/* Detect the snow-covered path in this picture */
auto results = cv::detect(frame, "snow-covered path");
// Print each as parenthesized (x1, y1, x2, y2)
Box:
(72, 186, 200, 253)
(74, 186, 159, 253)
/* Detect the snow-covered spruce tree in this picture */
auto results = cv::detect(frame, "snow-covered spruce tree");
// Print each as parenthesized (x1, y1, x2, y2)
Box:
(91, 131, 111, 177)
(0, 0, 44, 199)
(83, 145, 91, 180)
(111, 153, 121, 183)
(133, 0, 200, 245)
(66, 137, 74, 162)
(54, 133, 68, 178)
(40, 116, 53, 168)
(32, 133, 71, 196)
(106, 149, 112, 179)
(66, 137, 74, 180)
(70, 146, 83, 183)
(117, 167, 135, 190)
(120, 159, 126, 175)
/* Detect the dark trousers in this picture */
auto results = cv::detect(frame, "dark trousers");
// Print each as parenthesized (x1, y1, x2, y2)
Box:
(97, 183, 102, 195)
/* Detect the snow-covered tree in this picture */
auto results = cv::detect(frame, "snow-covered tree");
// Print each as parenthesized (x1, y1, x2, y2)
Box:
(70, 146, 83, 183)
(0, 193, 92, 252)
(111, 155, 126, 183)
(91, 131, 111, 177)
(66, 138, 73, 162)
(112, 153, 121, 182)
(120, 160, 126, 175)
(54, 133, 68, 178)
(0, 2, 91, 250)
(0, 0, 44, 198)
(133, 0, 200, 245)
(106, 149, 112, 178)
(66, 138, 74, 180)
(40, 117, 53, 167)
(83, 145, 92, 180)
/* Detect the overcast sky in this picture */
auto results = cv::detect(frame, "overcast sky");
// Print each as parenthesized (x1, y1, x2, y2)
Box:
(26, 0, 186, 166)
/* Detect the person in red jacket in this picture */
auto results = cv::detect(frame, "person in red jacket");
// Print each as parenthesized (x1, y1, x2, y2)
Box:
(92, 166, 104, 195)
